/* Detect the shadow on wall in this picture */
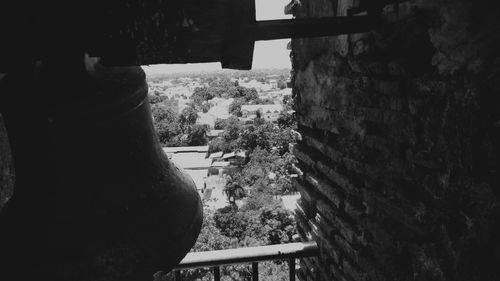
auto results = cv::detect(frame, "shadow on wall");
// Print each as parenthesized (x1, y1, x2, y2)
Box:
(0, 113, 14, 211)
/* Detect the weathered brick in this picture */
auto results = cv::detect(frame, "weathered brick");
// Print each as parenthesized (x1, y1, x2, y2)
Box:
(291, 163, 305, 180)
(316, 161, 359, 194)
(295, 203, 313, 238)
(293, 178, 317, 215)
(305, 173, 343, 209)
(302, 134, 343, 164)
(293, 143, 318, 169)
(316, 200, 358, 245)
(0, 114, 14, 210)
(293, 1, 500, 281)
(342, 258, 369, 281)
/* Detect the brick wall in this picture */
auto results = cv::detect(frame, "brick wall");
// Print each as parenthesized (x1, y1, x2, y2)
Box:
(291, 0, 500, 280)
(0, 113, 14, 211)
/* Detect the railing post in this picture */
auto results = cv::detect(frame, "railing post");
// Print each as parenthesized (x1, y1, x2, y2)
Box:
(252, 262, 259, 281)
(289, 258, 295, 281)
(174, 270, 181, 281)
(214, 266, 221, 281)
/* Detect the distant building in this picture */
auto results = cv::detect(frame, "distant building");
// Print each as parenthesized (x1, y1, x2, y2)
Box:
(162, 146, 209, 158)
(268, 79, 278, 89)
(240, 104, 283, 123)
(162, 146, 211, 191)
(208, 151, 223, 160)
(170, 152, 212, 170)
(210, 161, 238, 176)
(207, 129, 224, 140)
(211, 161, 231, 168)
(221, 150, 247, 165)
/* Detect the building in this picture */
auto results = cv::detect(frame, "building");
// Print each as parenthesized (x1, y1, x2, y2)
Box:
(221, 150, 246, 166)
(162, 146, 211, 191)
(162, 146, 209, 158)
(240, 104, 283, 123)
(208, 151, 223, 161)
(206, 129, 224, 140)
(209, 161, 231, 175)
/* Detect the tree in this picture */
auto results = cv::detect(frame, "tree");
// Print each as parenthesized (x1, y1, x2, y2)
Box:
(179, 106, 198, 130)
(151, 104, 177, 123)
(214, 118, 227, 130)
(222, 116, 242, 143)
(191, 87, 216, 108)
(282, 95, 294, 111)
(208, 137, 227, 153)
(238, 125, 258, 152)
(149, 94, 167, 105)
(187, 124, 208, 146)
(155, 119, 183, 146)
(241, 87, 258, 101)
(241, 190, 277, 211)
(192, 208, 236, 252)
(214, 205, 248, 238)
(151, 105, 183, 146)
(228, 98, 245, 117)
(277, 111, 296, 128)
(268, 127, 298, 155)
(223, 182, 246, 204)
(277, 79, 287, 89)
(234, 147, 297, 196)
(237, 122, 276, 152)
(259, 204, 295, 244)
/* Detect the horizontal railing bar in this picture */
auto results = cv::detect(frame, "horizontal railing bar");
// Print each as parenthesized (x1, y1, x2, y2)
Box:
(173, 241, 318, 270)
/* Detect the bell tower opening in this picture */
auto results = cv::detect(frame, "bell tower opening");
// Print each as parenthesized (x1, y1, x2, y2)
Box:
(143, 2, 301, 280)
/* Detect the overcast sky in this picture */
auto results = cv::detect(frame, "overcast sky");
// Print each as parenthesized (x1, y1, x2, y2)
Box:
(142, 0, 292, 75)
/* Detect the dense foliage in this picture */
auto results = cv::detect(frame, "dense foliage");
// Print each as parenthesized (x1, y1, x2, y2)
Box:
(151, 104, 208, 147)
(150, 69, 298, 281)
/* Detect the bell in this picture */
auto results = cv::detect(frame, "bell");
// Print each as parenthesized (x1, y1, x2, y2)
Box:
(0, 55, 203, 281)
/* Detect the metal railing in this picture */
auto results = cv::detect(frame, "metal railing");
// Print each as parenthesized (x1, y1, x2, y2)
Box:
(172, 241, 318, 281)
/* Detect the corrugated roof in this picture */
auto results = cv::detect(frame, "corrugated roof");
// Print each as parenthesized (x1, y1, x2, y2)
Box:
(222, 152, 235, 159)
(241, 104, 283, 112)
(162, 146, 209, 154)
(171, 152, 212, 169)
(184, 169, 208, 190)
(208, 152, 223, 159)
(207, 130, 224, 137)
(211, 161, 231, 167)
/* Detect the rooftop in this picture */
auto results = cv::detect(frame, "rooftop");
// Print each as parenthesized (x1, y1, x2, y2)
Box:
(184, 169, 209, 190)
(207, 130, 224, 137)
(241, 104, 283, 113)
(208, 152, 224, 159)
(211, 161, 231, 167)
(163, 146, 209, 154)
(170, 152, 213, 169)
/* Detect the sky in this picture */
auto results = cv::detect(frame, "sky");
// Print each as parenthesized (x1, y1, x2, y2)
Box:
(141, 0, 292, 75)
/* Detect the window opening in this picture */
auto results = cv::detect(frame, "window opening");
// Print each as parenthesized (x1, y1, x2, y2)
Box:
(144, 2, 300, 280)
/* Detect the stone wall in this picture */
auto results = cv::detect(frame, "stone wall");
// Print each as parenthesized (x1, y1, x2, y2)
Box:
(0, 113, 14, 211)
(291, 0, 500, 280)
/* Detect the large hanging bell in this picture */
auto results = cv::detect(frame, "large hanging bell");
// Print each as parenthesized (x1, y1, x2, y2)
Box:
(0, 56, 203, 281)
